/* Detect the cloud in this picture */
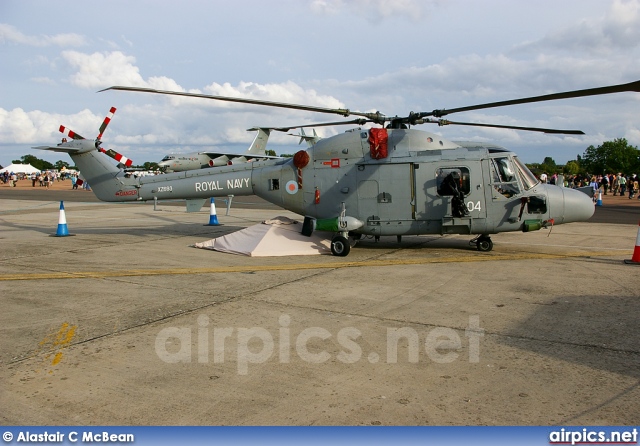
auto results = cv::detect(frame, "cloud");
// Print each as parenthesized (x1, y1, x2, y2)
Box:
(0, 108, 114, 144)
(513, 0, 640, 55)
(62, 51, 146, 89)
(203, 80, 346, 109)
(309, 0, 438, 22)
(0, 23, 86, 47)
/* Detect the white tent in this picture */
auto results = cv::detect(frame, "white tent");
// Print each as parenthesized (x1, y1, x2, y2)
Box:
(194, 217, 331, 256)
(0, 163, 41, 174)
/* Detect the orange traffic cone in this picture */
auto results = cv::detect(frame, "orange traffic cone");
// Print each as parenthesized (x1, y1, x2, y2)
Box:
(624, 221, 640, 265)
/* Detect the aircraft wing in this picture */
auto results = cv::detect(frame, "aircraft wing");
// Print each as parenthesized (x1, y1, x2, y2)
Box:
(202, 152, 280, 160)
(199, 152, 280, 168)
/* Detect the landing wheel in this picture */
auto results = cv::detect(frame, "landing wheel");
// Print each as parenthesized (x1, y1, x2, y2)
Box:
(331, 235, 351, 257)
(475, 235, 493, 252)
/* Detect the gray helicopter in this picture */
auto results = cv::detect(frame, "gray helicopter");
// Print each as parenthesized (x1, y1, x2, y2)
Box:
(36, 80, 640, 256)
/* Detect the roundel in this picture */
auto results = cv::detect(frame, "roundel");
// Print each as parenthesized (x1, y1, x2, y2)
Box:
(285, 180, 299, 195)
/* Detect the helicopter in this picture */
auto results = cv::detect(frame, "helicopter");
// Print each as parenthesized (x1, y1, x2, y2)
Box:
(35, 79, 640, 256)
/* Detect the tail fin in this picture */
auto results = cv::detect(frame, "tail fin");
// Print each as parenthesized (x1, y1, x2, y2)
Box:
(245, 128, 271, 155)
(34, 142, 137, 201)
(33, 108, 139, 201)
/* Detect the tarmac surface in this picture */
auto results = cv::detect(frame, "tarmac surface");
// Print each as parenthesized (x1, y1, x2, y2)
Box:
(1, 179, 639, 425)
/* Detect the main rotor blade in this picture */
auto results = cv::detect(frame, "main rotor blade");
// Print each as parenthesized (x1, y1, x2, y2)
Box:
(428, 79, 640, 117)
(269, 119, 370, 132)
(431, 119, 585, 135)
(101, 86, 376, 120)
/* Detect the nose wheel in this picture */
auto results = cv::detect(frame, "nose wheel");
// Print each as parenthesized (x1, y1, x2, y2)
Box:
(472, 235, 493, 252)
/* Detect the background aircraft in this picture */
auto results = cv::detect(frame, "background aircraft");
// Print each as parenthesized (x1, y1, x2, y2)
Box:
(157, 128, 279, 172)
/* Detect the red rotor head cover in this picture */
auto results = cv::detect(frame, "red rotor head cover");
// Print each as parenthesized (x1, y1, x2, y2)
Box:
(293, 150, 310, 169)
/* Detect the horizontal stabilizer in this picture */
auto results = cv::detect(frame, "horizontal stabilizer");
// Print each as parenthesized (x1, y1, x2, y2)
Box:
(35, 135, 100, 154)
(33, 145, 85, 154)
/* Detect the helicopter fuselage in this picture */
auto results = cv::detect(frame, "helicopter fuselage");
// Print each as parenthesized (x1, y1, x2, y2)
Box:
(67, 128, 594, 244)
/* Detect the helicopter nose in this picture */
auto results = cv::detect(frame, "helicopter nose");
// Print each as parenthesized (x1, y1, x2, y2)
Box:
(555, 186, 595, 223)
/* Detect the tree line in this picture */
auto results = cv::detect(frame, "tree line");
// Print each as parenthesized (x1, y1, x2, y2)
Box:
(527, 138, 640, 176)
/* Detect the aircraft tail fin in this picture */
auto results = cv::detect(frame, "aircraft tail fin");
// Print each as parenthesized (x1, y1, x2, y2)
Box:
(34, 108, 139, 202)
(245, 128, 271, 155)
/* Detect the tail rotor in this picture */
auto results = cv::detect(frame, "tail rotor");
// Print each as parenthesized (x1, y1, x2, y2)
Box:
(97, 106, 116, 140)
(59, 125, 85, 141)
(56, 106, 134, 168)
(99, 147, 133, 167)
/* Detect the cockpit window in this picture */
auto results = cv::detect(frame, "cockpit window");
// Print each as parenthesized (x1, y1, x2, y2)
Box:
(161, 155, 175, 162)
(490, 157, 520, 198)
(495, 158, 515, 182)
(512, 156, 539, 190)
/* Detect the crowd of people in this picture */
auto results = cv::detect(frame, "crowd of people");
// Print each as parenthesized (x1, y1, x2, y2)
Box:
(0, 170, 89, 190)
(539, 172, 640, 199)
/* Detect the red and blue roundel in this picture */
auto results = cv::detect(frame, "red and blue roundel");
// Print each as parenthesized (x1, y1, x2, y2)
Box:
(285, 180, 298, 194)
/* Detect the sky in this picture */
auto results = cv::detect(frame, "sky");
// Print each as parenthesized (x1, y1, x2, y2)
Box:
(1, 0, 640, 167)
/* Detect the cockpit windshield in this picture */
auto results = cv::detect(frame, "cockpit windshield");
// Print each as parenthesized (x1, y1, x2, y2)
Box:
(490, 157, 520, 198)
(512, 156, 539, 190)
(161, 155, 175, 162)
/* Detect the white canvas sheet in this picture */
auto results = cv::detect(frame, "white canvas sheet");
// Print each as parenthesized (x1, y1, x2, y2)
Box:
(194, 217, 331, 256)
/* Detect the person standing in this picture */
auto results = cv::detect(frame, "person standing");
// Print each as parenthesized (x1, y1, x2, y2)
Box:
(589, 176, 599, 203)
(540, 172, 548, 183)
(619, 174, 627, 196)
(629, 174, 638, 199)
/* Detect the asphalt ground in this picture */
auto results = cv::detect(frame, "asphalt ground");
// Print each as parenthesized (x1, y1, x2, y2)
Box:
(1, 179, 639, 425)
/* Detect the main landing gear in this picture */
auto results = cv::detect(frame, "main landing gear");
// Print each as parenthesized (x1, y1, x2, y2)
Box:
(471, 234, 493, 252)
(331, 235, 350, 257)
(331, 232, 361, 256)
